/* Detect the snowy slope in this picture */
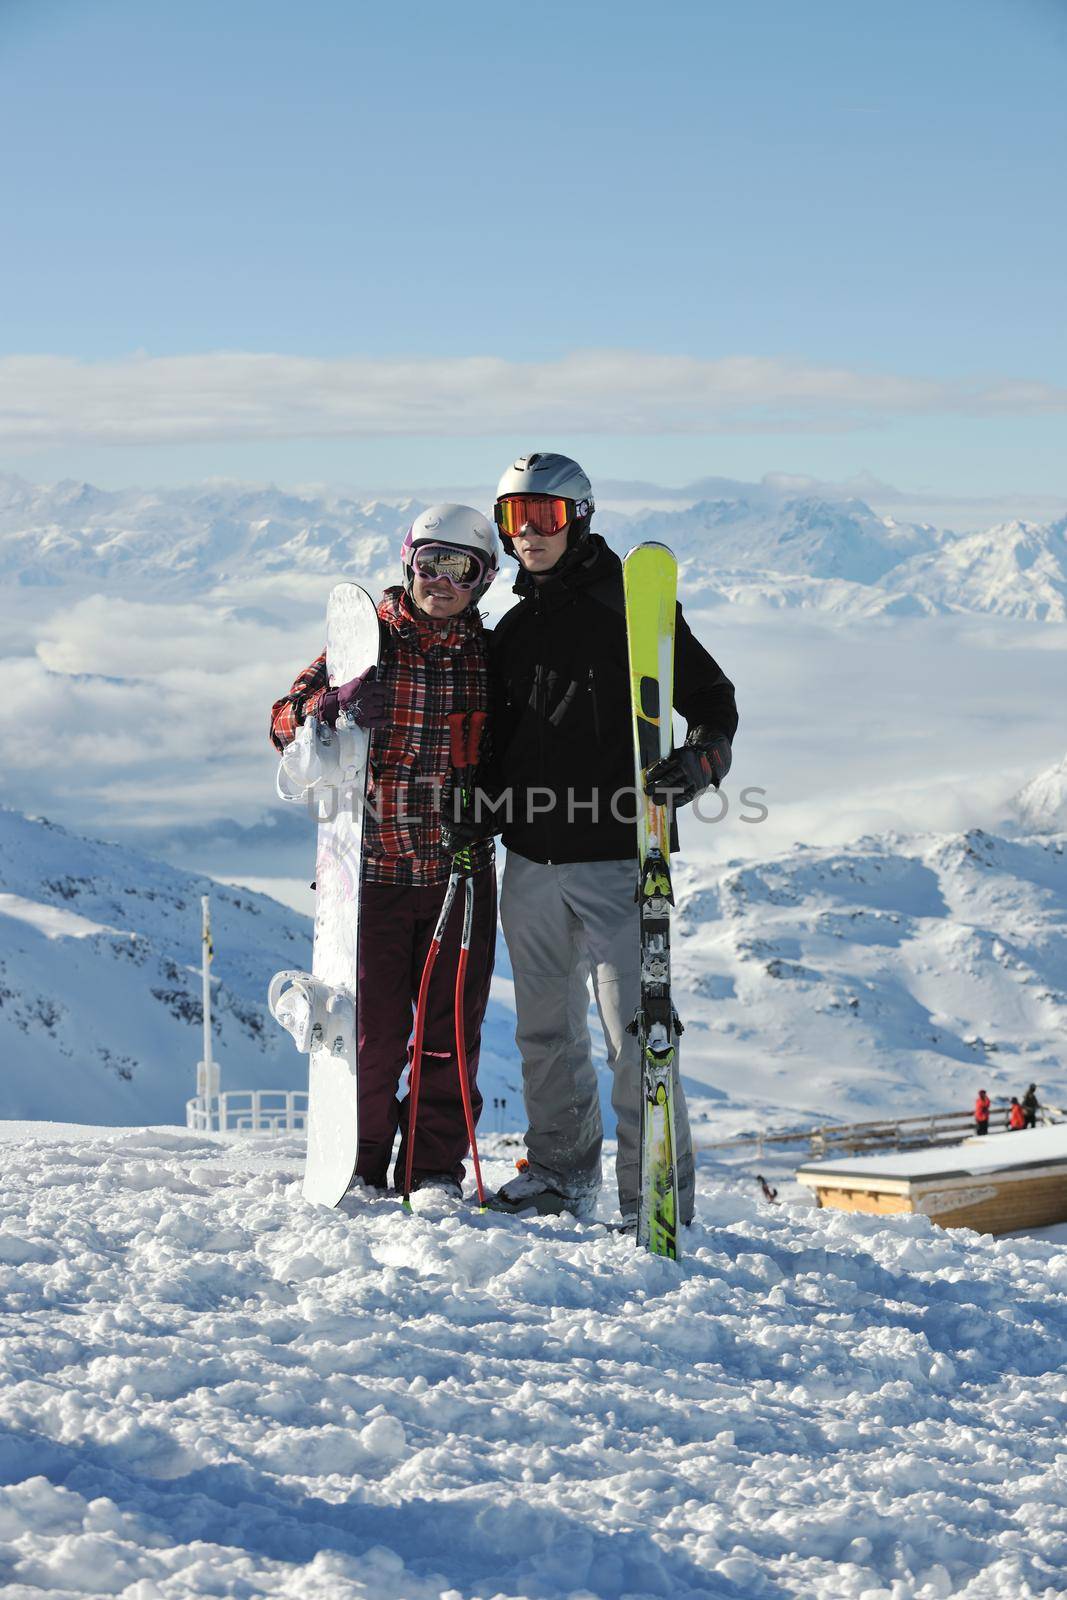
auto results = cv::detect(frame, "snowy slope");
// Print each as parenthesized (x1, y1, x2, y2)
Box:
(673, 824, 1067, 1134)
(0, 1122, 1064, 1599)
(0, 808, 314, 1123)
(5, 794, 1066, 1145)
(0, 807, 523, 1130)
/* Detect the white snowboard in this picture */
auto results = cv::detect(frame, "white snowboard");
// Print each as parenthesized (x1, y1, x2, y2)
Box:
(269, 582, 381, 1206)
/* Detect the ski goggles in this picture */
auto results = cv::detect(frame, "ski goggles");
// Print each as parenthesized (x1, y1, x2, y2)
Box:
(411, 542, 488, 591)
(494, 494, 576, 539)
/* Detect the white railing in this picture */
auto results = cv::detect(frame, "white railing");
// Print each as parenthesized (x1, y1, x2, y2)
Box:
(697, 1101, 1065, 1162)
(186, 1089, 309, 1135)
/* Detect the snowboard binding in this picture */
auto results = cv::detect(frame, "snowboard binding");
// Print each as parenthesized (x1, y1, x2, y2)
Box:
(267, 970, 356, 1057)
(275, 715, 369, 806)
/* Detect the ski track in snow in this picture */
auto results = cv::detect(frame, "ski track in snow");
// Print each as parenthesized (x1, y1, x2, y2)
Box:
(1, 1129, 1065, 1598)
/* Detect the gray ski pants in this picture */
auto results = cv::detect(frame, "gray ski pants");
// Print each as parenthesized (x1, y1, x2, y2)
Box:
(499, 851, 694, 1221)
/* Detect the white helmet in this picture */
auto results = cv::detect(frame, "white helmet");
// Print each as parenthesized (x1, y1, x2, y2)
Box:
(494, 452, 595, 554)
(400, 503, 499, 599)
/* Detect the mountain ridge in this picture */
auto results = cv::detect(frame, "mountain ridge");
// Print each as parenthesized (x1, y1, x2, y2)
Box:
(3, 470, 1063, 621)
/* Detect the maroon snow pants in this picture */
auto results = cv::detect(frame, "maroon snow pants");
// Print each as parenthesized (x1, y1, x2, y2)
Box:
(355, 869, 496, 1191)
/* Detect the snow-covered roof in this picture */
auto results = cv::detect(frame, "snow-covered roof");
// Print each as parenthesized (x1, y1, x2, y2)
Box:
(797, 1123, 1067, 1185)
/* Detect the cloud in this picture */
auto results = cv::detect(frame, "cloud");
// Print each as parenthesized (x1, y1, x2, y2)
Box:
(2, 351, 1066, 449)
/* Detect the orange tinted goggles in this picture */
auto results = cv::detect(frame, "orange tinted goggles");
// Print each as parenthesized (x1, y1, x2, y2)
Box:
(494, 494, 572, 538)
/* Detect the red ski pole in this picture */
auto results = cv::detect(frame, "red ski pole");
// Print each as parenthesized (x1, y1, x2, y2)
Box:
(402, 710, 487, 1209)
(402, 870, 460, 1208)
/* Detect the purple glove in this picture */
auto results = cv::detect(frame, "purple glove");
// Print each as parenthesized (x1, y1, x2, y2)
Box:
(318, 667, 388, 729)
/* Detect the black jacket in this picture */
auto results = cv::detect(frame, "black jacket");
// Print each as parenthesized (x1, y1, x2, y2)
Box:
(487, 536, 738, 863)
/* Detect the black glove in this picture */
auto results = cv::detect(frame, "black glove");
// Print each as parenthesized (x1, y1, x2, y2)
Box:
(439, 778, 502, 855)
(644, 727, 732, 807)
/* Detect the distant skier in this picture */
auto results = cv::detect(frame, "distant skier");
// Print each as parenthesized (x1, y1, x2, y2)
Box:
(974, 1089, 990, 1136)
(270, 506, 499, 1199)
(757, 1174, 779, 1204)
(1022, 1084, 1039, 1129)
(1008, 1097, 1026, 1132)
(444, 452, 738, 1224)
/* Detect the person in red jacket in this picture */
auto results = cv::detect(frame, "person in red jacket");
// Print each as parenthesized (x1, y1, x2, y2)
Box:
(974, 1089, 990, 1136)
(1008, 1097, 1026, 1132)
(270, 505, 499, 1200)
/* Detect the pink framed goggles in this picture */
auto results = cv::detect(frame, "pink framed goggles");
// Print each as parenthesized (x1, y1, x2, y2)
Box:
(410, 542, 490, 591)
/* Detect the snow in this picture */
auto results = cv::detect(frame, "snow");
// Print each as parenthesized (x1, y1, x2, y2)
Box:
(0, 808, 315, 1124)
(798, 1124, 1067, 1182)
(1, 1122, 1066, 1598)
(3, 468, 1067, 1593)
(0, 807, 522, 1129)
(670, 825, 1067, 1134)
(1011, 754, 1067, 837)
(0, 892, 114, 940)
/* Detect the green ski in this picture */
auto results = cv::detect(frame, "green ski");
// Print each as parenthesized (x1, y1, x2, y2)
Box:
(623, 542, 681, 1260)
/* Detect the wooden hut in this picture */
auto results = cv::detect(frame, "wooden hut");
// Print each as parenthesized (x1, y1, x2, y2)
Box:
(796, 1125, 1067, 1236)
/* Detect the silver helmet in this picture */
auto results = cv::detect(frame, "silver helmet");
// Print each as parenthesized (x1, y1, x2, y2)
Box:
(495, 452, 594, 507)
(494, 451, 595, 555)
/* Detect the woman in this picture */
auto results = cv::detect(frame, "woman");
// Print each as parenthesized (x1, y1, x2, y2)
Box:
(270, 505, 498, 1199)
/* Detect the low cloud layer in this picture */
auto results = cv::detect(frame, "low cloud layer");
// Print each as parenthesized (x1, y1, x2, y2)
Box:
(3, 351, 1067, 448)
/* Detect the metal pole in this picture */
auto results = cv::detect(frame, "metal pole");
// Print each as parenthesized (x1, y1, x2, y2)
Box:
(196, 895, 220, 1127)
(201, 895, 213, 1080)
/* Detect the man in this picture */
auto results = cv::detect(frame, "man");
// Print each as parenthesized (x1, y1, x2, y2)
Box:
(1022, 1083, 1039, 1129)
(974, 1089, 990, 1136)
(447, 452, 737, 1225)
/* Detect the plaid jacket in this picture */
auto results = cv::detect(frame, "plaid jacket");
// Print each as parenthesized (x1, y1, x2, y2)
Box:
(270, 588, 492, 887)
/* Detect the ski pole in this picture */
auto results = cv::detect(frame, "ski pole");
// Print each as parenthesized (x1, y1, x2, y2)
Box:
(402, 709, 487, 1209)
(402, 866, 459, 1208)
(450, 711, 487, 1208)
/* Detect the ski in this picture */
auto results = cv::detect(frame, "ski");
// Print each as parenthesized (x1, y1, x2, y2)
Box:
(269, 582, 381, 1206)
(623, 543, 681, 1260)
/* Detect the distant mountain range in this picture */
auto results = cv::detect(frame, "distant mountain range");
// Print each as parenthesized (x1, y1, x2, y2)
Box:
(2, 471, 1066, 620)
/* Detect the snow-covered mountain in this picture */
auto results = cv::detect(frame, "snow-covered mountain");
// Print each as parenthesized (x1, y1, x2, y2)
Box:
(0, 807, 523, 1129)
(619, 495, 941, 584)
(674, 819, 1067, 1131)
(3, 470, 1067, 621)
(4, 791, 1065, 1137)
(0, 807, 314, 1123)
(0, 473, 420, 598)
(1011, 752, 1067, 835)
(880, 516, 1067, 622)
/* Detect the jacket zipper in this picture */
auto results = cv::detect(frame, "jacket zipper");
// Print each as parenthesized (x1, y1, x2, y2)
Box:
(587, 665, 601, 744)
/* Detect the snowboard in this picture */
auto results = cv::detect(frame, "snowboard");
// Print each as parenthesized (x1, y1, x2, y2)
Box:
(622, 543, 681, 1260)
(269, 582, 381, 1206)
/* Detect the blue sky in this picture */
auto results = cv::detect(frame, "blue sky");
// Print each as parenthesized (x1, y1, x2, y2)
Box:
(1, 0, 1065, 495)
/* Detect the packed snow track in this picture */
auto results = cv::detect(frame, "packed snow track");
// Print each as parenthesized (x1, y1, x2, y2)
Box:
(0, 1125, 1064, 1599)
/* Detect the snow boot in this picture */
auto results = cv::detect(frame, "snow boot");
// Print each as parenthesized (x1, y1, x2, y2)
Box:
(485, 1162, 591, 1219)
(411, 1174, 463, 1201)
